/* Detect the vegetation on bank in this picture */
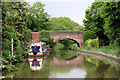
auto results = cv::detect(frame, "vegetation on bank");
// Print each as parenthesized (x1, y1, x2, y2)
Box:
(78, 2, 120, 57)
(53, 41, 119, 57)
(70, 31, 119, 57)
(79, 45, 119, 57)
(2, 2, 32, 72)
(83, 2, 120, 46)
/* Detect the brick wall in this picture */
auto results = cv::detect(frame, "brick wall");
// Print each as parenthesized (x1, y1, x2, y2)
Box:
(31, 32, 39, 42)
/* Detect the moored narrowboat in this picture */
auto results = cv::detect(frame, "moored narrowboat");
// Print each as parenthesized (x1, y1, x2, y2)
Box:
(27, 41, 47, 57)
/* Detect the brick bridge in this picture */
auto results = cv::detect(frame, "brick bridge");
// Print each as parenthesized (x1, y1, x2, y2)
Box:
(50, 31, 84, 47)
(30, 31, 84, 47)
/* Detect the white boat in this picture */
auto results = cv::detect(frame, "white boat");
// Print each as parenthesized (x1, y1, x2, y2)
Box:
(28, 42, 47, 57)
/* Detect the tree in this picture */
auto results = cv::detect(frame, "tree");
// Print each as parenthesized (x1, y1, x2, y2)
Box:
(83, 2, 110, 46)
(101, 2, 120, 44)
(2, 2, 31, 41)
(2, 2, 31, 71)
(49, 17, 77, 31)
(27, 2, 50, 31)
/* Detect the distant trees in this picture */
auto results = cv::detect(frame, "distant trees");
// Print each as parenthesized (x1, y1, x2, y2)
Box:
(49, 17, 79, 31)
(83, 2, 120, 46)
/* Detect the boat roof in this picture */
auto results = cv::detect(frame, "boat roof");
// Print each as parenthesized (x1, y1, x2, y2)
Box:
(30, 41, 46, 46)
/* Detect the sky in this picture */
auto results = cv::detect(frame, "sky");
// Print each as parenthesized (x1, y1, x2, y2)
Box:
(25, 0, 95, 25)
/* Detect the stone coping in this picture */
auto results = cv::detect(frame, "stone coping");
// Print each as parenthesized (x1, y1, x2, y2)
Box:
(51, 31, 84, 33)
(73, 49, 120, 62)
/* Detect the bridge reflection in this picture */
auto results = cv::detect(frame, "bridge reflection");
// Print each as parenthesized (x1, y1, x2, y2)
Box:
(50, 55, 83, 68)
(27, 53, 83, 71)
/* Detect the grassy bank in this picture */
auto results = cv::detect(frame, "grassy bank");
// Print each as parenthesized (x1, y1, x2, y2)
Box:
(52, 42, 119, 57)
(79, 45, 120, 57)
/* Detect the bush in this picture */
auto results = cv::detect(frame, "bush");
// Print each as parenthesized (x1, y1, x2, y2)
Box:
(58, 39, 75, 47)
(113, 38, 120, 46)
(39, 30, 50, 43)
(90, 39, 97, 47)
(85, 37, 99, 48)
(21, 29, 31, 42)
(4, 64, 19, 72)
(54, 42, 65, 50)
(39, 30, 55, 48)
(69, 44, 79, 49)
(48, 38, 55, 48)
(83, 30, 96, 42)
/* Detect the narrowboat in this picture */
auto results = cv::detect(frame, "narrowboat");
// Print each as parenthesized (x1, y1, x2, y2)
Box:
(27, 41, 47, 57)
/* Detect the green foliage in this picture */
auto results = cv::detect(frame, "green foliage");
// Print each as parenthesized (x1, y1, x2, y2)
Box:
(77, 26, 85, 31)
(113, 38, 120, 46)
(83, 2, 110, 46)
(96, 37, 99, 48)
(4, 64, 19, 72)
(54, 49, 78, 60)
(85, 37, 99, 48)
(54, 42, 65, 50)
(2, 2, 31, 72)
(50, 17, 77, 31)
(39, 30, 55, 48)
(21, 29, 31, 42)
(69, 44, 79, 49)
(27, 2, 50, 31)
(39, 30, 50, 43)
(58, 39, 75, 47)
(48, 39, 55, 48)
(2, 25, 18, 57)
(101, 2, 120, 44)
(80, 45, 119, 57)
(83, 30, 96, 42)
(83, 2, 120, 46)
(90, 39, 97, 47)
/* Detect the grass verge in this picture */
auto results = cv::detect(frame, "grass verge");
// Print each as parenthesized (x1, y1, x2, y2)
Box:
(79, 45, 120, 57)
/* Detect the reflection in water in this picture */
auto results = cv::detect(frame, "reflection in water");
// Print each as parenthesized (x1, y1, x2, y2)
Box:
(49, 55, 86, 78)
(2, 50, 120, 78)
(28, 57, 43, 71)
(51, 55, 83, 67)
(83, 56, 119, 78)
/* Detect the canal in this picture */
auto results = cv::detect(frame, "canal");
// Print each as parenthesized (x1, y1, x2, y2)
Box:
(2, 49, 120, 78)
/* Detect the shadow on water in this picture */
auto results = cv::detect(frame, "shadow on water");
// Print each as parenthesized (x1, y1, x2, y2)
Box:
(2, 49, 120, 78)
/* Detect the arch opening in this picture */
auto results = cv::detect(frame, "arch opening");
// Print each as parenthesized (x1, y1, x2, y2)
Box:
(55, 38, 80, 47)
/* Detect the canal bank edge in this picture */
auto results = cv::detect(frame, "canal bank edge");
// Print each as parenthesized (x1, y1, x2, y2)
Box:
(73, 49, 120, 63)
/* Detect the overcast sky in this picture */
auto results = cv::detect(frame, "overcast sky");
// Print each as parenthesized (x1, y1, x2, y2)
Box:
(25, 0, 95, 25)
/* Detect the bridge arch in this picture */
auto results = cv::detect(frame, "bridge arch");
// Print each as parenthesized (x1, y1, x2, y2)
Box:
(50, 31, 84, 47)
(55, 38, 80, 47)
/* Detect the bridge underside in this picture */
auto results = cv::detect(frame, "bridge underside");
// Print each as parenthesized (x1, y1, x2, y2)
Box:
(53, 38, 83, 47)
(50, 31, 84, 47)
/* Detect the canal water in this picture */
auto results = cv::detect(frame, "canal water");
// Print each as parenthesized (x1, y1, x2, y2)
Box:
(2, 49, 120, 78)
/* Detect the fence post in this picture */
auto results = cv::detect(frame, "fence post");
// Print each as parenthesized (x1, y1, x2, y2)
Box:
(12, 38, 13, 56)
